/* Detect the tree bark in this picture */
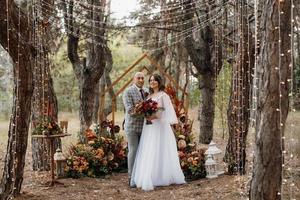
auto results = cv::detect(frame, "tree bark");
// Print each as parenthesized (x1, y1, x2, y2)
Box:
(31, 0, 60, 171)
(183, 0, 222, 144)
(0, 0, 34, 199)
(224, 0, 254, 175)
(250, 0, 291, 199)
(198, 73, 216, 143)
(97, 46, 115, 124)
(31, 53, 59, 171)
(65, 0, 107, 142)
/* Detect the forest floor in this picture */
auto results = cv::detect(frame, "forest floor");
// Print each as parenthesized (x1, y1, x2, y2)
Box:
(0, 111, 299, 200)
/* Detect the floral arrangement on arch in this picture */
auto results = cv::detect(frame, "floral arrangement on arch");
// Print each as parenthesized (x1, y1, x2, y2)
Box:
(32, 116, 62, 136)
(165, 84, 207, 180)
(65, 124, 127, 178)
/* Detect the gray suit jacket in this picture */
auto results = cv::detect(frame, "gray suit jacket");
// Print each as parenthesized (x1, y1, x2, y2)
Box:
(122, 84, 147, 134)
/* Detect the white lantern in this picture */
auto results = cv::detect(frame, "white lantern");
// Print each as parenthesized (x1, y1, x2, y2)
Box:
(205, 155, 217, 178)
(205, 141, 224, 175)
(54, 148, 66, 178)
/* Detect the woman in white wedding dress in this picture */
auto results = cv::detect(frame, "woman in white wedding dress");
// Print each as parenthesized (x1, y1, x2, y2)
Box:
(131, 74, 185, 191)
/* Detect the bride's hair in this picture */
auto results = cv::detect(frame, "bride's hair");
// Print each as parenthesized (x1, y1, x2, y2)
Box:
(149, 74, 165, 94)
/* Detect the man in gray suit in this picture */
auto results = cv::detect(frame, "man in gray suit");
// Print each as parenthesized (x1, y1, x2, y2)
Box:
(122, 72, 147, 187)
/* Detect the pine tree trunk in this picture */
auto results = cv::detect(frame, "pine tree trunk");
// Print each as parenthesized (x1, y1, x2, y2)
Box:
(183, 0, 222, 144)
(198, 73, 216, 144)
(97, 47, 115, 124)
(79, 71, 101, 134)
(250, 0, 291, 199)
(31, 0, 60, 171)
(224, 0, 253, 175)
(0, 0, 33, 198)
(31, 64, 60, 171)
(65, 0, 107, 142)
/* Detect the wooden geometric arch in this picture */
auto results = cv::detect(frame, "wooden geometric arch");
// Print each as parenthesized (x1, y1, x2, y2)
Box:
(98, 52, 189, 133)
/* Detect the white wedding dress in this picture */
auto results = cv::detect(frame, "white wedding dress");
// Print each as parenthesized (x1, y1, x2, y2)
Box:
(131, 91, 185, 191)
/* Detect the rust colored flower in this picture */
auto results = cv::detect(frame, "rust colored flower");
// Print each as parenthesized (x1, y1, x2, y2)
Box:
(192, 160, 198, 166)
(118, 150, 125, 158)
(85, 129, 97, 141)
(94, 148, 105, 160)
(187, 157, 193, 163)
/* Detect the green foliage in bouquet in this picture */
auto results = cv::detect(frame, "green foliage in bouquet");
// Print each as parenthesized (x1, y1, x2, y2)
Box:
(32, 116, 62, 135)
(65, 128, 127, 178)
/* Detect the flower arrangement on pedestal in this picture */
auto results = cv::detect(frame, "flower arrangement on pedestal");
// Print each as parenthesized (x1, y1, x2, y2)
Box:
(32, 116, 62, 136)
(165, 84, 207, 181)
(174, 119, 207, 180)
(65, 123, 127, 178)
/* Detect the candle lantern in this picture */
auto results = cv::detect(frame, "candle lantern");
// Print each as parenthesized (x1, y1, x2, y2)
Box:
(205, 154, 218, 179)
(205, 141, 224, 175)
(54, 148, 66, 178)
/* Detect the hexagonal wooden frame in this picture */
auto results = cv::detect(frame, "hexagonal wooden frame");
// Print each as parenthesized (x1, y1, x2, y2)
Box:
(98, 52, 189, 134)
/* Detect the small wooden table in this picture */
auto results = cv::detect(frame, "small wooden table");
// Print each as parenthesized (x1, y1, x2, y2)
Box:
(32, 134, 71, 186)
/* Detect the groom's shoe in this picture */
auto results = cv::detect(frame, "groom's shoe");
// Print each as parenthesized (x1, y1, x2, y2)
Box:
(128, 178, 136, 188)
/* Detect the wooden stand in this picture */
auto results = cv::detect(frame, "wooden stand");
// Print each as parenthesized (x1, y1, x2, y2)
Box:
(32, 134, 71, 186)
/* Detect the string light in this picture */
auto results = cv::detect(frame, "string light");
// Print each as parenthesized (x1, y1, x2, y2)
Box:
(286, 0, 296, 198)
(39, 0, 217, 27)
(277, 0, 285, 197)
(251, 0, 259, 126)
(147, 10, 224, 53)
(35, 0, 221, 38)
(5, 0, 229, 55)
(26, 0, 227, 53)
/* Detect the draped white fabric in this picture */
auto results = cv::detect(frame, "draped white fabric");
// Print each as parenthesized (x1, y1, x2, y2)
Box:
(160, 92, 178, 125)
(131, 92, 185, 191)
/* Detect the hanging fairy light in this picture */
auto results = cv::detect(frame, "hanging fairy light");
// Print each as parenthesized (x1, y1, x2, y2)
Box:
(246, 0, 255, 195)
(276, 0, 295, 198)
(286, 0, 297, 199)
(277, 0, 284, 198)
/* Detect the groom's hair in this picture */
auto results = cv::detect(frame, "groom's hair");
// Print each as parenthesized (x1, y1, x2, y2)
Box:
(134, 72, 144, 78)
(149, 74, 165, 94)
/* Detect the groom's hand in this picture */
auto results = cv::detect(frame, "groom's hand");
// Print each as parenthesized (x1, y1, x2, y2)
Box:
(130, 101, 143, 115)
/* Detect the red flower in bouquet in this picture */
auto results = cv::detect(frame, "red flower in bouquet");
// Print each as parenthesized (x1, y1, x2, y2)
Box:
(133, 98, 164, 124)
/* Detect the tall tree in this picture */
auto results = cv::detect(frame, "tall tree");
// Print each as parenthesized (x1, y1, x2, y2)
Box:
(250, 0, 291, 199)
(224, 0, 254, 175)
(63, 0, 107, 141)
(183, 0, 222, 144)
(0, 0, 34, 199)
(96, 46, 115, 124)
(31, 0, 60, 171)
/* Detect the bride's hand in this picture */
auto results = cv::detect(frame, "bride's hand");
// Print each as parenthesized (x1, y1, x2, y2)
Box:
(146, 115, 157, 121)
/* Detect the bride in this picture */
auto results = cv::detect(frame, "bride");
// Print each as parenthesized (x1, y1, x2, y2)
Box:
(131, 74, 185, 191)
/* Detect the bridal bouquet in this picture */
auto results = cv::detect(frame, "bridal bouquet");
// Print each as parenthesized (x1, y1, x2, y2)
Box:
(133, 98, 164, 124)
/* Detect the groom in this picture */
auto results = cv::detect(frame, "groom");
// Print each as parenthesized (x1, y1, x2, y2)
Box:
(122, 72, 147, 187)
